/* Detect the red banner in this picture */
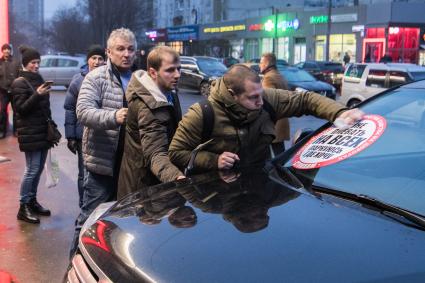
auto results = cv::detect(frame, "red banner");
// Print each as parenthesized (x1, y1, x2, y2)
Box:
(0, 0, 9, 45)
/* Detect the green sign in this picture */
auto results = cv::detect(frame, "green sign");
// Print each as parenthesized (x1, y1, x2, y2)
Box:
(310, 15, 328, 24)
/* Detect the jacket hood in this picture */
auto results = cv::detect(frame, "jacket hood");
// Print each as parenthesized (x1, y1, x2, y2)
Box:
(209, 77, 262, 126)
(126, 70, 171, 108)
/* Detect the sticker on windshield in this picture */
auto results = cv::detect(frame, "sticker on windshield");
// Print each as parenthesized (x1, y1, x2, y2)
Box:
(292, 115, 386, 170)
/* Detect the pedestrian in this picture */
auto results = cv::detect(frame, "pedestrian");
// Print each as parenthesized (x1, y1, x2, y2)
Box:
(343, 52, 350, 66)
(70, 28, 136, 258)
(169, 64, 364, 173)
(117, 46, 185, 199)
(379, 53, 392, 63)
(0, 43, 20, 138)
(11, 45, 53, 224)
(63, 44, 105, 208)
(259, 52, 290, 156)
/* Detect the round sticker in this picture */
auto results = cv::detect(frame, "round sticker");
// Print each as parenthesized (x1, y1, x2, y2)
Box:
(292, 115, 386, 170)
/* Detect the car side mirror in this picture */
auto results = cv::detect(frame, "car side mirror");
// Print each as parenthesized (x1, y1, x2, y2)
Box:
(292, 128, 314, 146)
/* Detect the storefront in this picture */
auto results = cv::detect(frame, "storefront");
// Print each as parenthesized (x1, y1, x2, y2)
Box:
(199, 21, 246, 59)
(166, 25, 199, 55)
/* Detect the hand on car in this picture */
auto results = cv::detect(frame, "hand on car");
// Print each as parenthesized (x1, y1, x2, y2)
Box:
(334, 108, 365, 129)
(115, 108, 128, 124)
(67, 139, 78, 154)
(218, 152, 240, 170)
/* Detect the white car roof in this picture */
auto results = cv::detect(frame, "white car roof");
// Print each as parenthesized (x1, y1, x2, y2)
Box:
(41, 55, 86, 62)
(351, 63, 425, 72)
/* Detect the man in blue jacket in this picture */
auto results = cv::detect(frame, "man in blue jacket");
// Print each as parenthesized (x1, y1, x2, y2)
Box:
(63, 45, 105, 207)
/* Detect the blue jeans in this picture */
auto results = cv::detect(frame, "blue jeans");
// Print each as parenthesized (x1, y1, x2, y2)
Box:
(76, 142, 84, 208)
(20, 149, 48, 204)
(69, 168, 118, 258)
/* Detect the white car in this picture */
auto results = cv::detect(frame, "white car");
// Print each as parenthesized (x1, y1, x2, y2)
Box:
(39, 55, 86, 87)
(340, 63, 425, 107)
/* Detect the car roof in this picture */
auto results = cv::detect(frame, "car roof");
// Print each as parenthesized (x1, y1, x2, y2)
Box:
(41, 55, 86, 62)
(350, 62, 425, 72)
(181, 56, 219, 61)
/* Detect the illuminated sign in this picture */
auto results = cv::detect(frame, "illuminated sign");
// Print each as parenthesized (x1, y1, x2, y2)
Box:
(167, 25, 198, 41)
(145, 29, 167, 41)
(203, 24, 246, 33)
(264, 19, 274, 32)
(277, 18, 300, 31)
(310, 15, 328, 24)
(0, 0, 9, 45)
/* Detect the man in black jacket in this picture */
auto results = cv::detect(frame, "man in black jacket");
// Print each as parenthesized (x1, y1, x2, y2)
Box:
(0, 43, 20, 138)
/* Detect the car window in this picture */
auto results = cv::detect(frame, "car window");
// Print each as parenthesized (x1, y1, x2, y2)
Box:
(304, 62, 317, 69)
(284, 87, 425, 216)
(345, 64, 366, 79)
(388, 71, 409, 88)
(409, 71, 425, 81)
(196, 58, 227, 75)
(279, 68, 316, 82)
(366, 69, 387, 88)
(57, 59, 79, 67)
(40, 58, 54, 67)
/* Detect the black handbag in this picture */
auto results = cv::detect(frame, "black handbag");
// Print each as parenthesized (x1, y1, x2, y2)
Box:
(18, 77, 61, 146)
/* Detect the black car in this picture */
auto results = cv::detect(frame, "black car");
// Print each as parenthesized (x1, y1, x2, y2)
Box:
(178, 56, 227, 97)
(68, 80, 425, 283)
(248, 58, 289, 66)
(278, 66, 336, 99)
(295, 61, 344, 89)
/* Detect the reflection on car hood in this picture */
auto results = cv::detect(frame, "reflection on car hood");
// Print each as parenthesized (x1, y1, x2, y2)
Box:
(81, 168, 425, 283)
(289, 81, 333, 91)
(204, 70, 226, 77)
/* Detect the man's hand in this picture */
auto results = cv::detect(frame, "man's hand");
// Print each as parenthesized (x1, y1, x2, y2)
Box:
(218, 152, 240, 170)
(218, 170, 241, 183)
(115, 108, 128, 124)
(334, 108, 365, 129)
(176, 176, 186, 180)
(67, 139, 78, 154)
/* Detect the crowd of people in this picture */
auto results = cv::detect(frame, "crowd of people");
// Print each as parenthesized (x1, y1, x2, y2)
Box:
(0, 27, 364, 260)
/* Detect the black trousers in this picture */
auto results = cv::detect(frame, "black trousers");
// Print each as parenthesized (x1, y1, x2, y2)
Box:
(0, 89, 16, 136)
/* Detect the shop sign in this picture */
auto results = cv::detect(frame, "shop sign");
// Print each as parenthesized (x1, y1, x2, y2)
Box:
(203, 24, 246, 33)
(145, 29, 167, 42)
(292, 115, 387, 170)
(331, 13, 358, 23)
(247, 18, 275, 33)
(277, 18, 300, 32)
(352, 25, 364, 32)
(310, 15, 328, 24)
(167, 25, 198, 41)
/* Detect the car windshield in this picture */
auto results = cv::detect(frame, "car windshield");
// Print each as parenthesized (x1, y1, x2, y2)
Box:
(282, 84, 425, 216)
(196, 58, 227, 74)
(279, 68, 316, 82)
(318, 62, 344, 72)
(410, 71, 425, 81)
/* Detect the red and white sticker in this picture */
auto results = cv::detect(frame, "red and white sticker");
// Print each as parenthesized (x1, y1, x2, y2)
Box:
(292, 115, 387, 170)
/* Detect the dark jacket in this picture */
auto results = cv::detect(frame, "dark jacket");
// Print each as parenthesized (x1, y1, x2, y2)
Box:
(117, 70, 183, 199)
(64, 69, 87, 140)
(11, 71, 52, 152)
(262, 67, 290, 142)
(169, 77, 347, 172)
(0, 56, 20, 92)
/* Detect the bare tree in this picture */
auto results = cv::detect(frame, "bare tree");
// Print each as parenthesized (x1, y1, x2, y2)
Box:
(46, 6, 90, 55)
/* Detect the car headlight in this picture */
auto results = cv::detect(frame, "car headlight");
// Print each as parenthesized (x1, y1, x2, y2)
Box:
(80, 201, 116, 239)
(295, 87, 308, 93)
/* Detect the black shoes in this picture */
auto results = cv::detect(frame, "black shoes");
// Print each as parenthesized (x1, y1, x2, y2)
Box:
(17, 204, 40, 224)
(29, 199, 51, 216)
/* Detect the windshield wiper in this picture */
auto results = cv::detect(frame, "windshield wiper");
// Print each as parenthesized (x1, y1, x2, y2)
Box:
(312, 185, 425, 230)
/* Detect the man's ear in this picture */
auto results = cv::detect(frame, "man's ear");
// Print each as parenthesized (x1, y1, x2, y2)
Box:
(148, 67, 157, 79)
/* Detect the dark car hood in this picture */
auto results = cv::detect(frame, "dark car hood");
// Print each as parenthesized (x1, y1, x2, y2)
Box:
(203, 69, 226, 78)
(81, 168, 425, 283)
(288, 80, 333, 92)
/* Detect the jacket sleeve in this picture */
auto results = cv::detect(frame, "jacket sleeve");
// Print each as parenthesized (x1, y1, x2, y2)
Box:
(169, 103, 220, 172)
(12, 79, 43, 116)
(76, 74, 119, 130)
(137, 102, 183, 182)
(63, 75, 81, 139)
(265, 89, 347, 122)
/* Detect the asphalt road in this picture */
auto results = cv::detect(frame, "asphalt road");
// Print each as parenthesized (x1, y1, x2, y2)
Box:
(0, 88, 327, 283)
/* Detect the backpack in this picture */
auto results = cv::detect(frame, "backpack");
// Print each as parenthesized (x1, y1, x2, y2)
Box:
(198, 99, 277, 142)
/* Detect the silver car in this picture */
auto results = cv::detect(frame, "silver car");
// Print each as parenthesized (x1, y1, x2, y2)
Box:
(39, 55, 86, 87)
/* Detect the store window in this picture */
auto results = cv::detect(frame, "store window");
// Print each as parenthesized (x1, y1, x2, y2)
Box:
(329, 34, 356, 63)
(294, 38, 306, 64)
(277, 37, 289, 61)
(315, 35, 326, 61)
(261, 38, 273, 54)
(168, 41, 183, 54)
(388, 27, 419, 63)
(245, 39, 259, 61)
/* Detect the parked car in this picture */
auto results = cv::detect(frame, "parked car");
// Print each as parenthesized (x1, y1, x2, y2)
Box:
(294, 60, 344, 89)
(278, 66, 336, 99)
(68, 80, 425, 283)
(248, 58, 289, 66)
(178, 56, 227, 97)
(341, 63, 425, 107)
(39, 55, 86, 87)
(222, 56, 239, 67)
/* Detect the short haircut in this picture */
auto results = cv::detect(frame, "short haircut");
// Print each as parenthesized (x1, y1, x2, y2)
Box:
(261, 52, 276, 66)
(147, 46, 180, 71)
(223, 64, 261, 95)
(107, 28, 137, 50)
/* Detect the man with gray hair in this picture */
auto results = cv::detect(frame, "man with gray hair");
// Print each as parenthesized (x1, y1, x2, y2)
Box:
(70, 28, 136, 257)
